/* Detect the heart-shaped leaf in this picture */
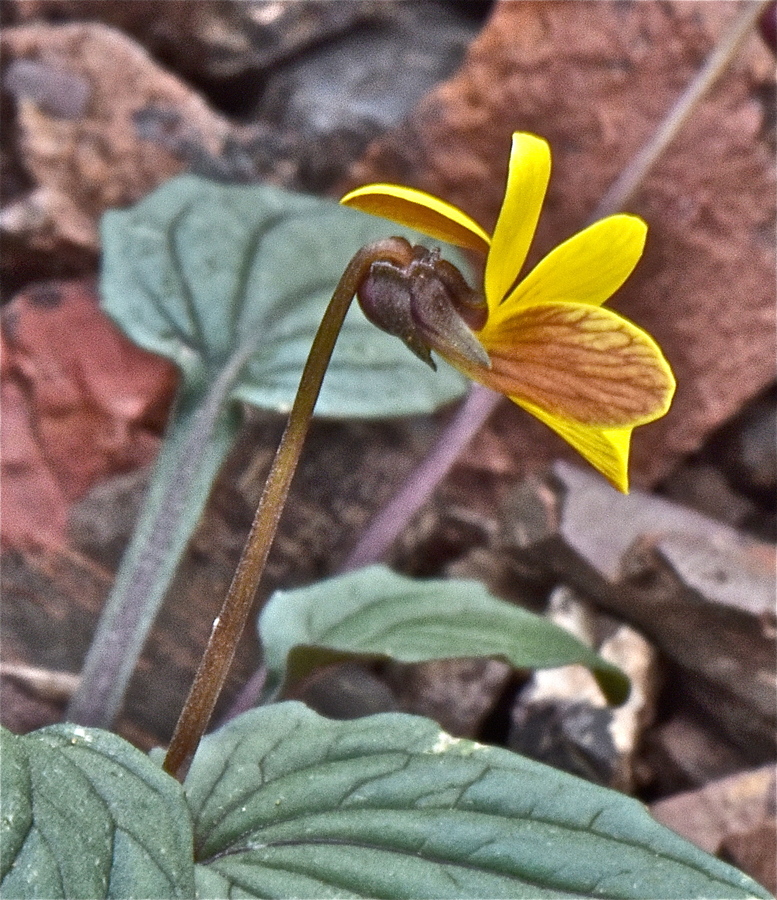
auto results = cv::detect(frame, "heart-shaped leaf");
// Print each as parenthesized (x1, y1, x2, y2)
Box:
(100, 175, 468, 418)
(0, 724, 194, 899)
(186, 702, 768, 899)
(259, 565, 630, 705)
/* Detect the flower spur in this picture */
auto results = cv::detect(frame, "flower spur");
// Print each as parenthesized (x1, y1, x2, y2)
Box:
(341, 132, 675, 492)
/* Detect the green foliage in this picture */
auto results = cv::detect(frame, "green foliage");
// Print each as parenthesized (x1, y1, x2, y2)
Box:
(3, 709, 769, 899)
(0, 725, 194, 899)
(259, 565, 630, 704)
(100, 175, 468, 418)
(186, 703, 768, 899)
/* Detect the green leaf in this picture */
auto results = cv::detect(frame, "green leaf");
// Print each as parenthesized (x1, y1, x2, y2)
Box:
(186, 702, 769, 899)
(259, 565, 630, 705)
(0, 725, 195, 899)
(100, 174, 468, 418)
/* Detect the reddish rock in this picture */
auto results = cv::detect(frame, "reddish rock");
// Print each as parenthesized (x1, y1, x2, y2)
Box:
(651, 765, 776, 894)
(1, 279, 178, 549)
(720, 821, 777, 896)
(344, 1, 776, 486)
(1, 22, 235, 267)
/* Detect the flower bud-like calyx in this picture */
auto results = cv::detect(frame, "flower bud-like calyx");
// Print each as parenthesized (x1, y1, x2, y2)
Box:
(357, 238, 490, 372)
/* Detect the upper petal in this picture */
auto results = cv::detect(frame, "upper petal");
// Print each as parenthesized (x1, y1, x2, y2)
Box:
(485, 133, 551, 311)
(513, 398, 634, 493)
(492, 215, 648, 325)
(340, 184, 490, 253)
(477, 301, 676, 427)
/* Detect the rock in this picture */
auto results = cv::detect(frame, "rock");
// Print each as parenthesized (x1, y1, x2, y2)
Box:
(658, 387, 777, 543)
(256, 0, 487, 191)
(445, 543, 551, 612)
(0, 544, 110, 695)
(657, 462, 760, 534)
(4, 2, 492, 214)
(0, 377, 68, 549)
(384, 657, 512, 740)
(1, 22, 236, 273)
(759, 0, 777, 55)
(1, 279, 178, 550)
(651, 765, 776, 894)
(718, 387, 777, 500)
(503, 461, 776, 760)
(0, 675, 67, 736)
(288, 661, 400, 722)
(642, 711, 761, 793)
(620, 533, 776, 758)
(344, 0, 776, 487)
(67, 467, 151, 570)
(509, 586, 660, 792)
(8, 1, 394, 84)
(9, 1, 262, 84)
(720, 821, 777, 897)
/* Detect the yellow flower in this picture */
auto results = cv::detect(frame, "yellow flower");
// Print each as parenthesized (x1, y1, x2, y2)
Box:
(341, 132, 675, 492)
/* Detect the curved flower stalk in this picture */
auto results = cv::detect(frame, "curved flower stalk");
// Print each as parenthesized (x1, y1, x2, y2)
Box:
(341, 132, 676, 492)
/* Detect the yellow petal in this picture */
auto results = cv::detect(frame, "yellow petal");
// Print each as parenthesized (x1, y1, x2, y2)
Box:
(477, 302, 676, 427)
(340, 183, 490, 252)
(515, 398, 634, 493)
(492, 215, 648, 326)
(484, 133, 551, 311)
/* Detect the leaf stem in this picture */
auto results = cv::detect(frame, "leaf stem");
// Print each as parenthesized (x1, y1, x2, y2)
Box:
(163, 238, 412, 780)
(66, 378, 241, 728)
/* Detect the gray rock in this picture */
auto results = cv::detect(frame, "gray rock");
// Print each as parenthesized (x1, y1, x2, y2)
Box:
(721, 388, 777, 498)
(254, 0, 487, 190)
(508, 586, 660, 792)
(643, 711, 765, 793)
(502, 461, 776, 760)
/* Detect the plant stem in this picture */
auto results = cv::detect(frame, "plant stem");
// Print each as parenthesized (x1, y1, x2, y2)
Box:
(218, 0, 768, 724)
(163, 239, 411, 780)
(341, 385, 500, 571)
(66, 377, 241, 728)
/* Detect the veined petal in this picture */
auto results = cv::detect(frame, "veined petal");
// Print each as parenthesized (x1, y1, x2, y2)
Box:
(340, 183, 490, 252)
(476, 302, 676, 427)
(515, 398, 634, 493)
(485, 133, 551, 311)
(492, 215, 648, 325)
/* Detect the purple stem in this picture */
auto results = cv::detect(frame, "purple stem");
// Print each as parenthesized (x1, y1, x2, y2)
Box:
(340, 384, 500, 571)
